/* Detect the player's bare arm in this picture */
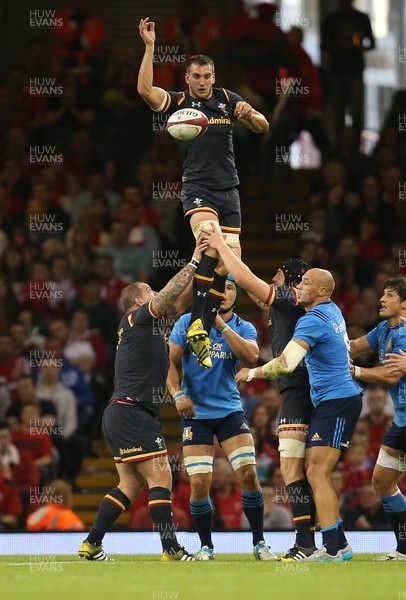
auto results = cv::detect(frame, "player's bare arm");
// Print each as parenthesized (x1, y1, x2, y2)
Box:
(236, 339, 308, 383)
(137, 17, 167, 110)
(207, 226, 270, 303)
(384, 349, 406, 374)
(214, 314, 259, 364)
(167, 341, 196, 418)
(235, 101, 269, 133)
(353, 364, 403, 386)
(151, 237, 208, 318)
(350, 335, 375, 359)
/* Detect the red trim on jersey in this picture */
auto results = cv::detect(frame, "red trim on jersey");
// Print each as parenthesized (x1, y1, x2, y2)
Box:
(266, 286, 276, 306)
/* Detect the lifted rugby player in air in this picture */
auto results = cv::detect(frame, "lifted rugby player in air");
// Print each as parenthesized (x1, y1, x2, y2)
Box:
(167, 275, 278, 560)
(138, 17, 269, 370)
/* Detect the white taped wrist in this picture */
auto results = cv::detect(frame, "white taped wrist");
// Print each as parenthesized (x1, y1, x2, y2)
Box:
(246, 368, 257, 382)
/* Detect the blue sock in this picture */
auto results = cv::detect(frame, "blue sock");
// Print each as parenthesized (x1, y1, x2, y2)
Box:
(381, 491, 406, 554)
(190, 498, 213, 549)
(321, 524, 339, 556)
(242, 489, 264, 546)
(337, 517, 347, 550)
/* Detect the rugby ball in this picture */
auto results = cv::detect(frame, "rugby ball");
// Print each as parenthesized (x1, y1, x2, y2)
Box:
(167, 108, 208, 141)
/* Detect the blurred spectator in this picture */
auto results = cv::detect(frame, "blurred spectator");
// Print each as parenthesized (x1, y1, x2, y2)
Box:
(321, 0, 375, 145)
(0, 276, 18, 333)
(72, 171, 120, 224)
(67, 274, 117, 344)
(363, 386, 393, 463)
(36, 365, 78, 441)
(18, 260, 66, 319)
(274, 26, 331, 156)
(94, 254, 127, 309)
(241, 482, 293, 530)
(66, 308, 108, 372)
(43, 335, 93, 432)
(251, 426, 279, 484)
(98, 220, 150, 284)
(0, 472, 22, 529)
(342, 481, 389, 530)
(249, 404, 277, 447)
(66, 225, 95, 280)
(0, 333, 30, 401)
(26, 478, 85, 530)
(122, 184, 160, 229)
(211, 458, 243, 529)
(115, 200, 161, 266)
(340, 443, 372, 505)
(5, 375, 56, 433)
(331, 235, 375, 288)
(11, 402, 53, 482)
(0, 420, 40, 513)
(49, 254, 76, 301)
(54, 0, 105, 85)
(330, 466, 347, 511)
(357, 216, 386, 262)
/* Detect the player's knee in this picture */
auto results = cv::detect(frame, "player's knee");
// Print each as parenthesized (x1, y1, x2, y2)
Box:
(236, 464, 258, 490)
(305, 461, 322, 486)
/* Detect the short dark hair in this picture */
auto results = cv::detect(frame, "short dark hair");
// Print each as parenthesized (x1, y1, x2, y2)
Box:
(0, 420, 9, 430)
(384, 277, 406, 302)
(186, 54, 215, 74)
(120, 282, 144, 312)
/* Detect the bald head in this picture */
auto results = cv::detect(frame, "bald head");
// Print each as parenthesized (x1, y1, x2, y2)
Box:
(309, 268, 335, 296)
(297, 268, 336, 309)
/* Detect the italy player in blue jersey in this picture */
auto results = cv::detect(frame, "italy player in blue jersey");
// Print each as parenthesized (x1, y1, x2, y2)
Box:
(351, 276, 406, 560)
(235, 268, 363, 562)
(167, 276, 278, 561)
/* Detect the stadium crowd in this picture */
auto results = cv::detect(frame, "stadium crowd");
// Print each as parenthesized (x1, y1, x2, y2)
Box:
(0, 0, 405, 533)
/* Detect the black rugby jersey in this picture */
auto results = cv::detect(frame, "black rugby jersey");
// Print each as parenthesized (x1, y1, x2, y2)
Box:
(160, 88, 243, 190)
(268, 285, 310, 393)
(111, 301, 169, 415)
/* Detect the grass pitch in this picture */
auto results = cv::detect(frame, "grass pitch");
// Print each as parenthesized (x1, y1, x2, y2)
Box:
(1, 555, 404, 600)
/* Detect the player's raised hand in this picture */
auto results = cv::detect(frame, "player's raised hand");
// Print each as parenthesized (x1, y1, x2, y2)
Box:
(235, 367, 250, 383)
(139, 18, 156, 46)
(175, 395, 196, 419)
(192, 233, 209, 262)
(384, 349, 406, 374)
(234, 101, 253, 120)
(207, 222, 227, 250)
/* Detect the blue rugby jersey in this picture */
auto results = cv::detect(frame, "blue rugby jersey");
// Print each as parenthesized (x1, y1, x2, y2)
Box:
(366, 321, 406, 427)
(292, 300, 362, 406)
(169, 312, 257, 419)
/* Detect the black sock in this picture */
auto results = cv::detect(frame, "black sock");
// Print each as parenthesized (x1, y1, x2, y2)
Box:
(242, 489, 264, 546)
(381, 492, 406, 554)
(287, 479, 313, 548)
(202, 272, 227, 331)
(190, 255, 218, 325)
(190, 497, 213, 548)
(337, 517, 347, 549)
(87, 487, 130, 545)
(310, 487, 317, 546)
(321, 524, 339, 555)
(148, 486, 179, 554)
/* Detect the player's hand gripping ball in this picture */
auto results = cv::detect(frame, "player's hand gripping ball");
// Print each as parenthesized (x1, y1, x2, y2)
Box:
(167, 108, 208, 141)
